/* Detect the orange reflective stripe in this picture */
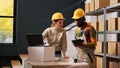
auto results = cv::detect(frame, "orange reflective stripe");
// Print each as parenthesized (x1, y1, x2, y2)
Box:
(90, 38, 97, 46)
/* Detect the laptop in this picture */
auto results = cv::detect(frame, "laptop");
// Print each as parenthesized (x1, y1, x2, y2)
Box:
(26, 33, 44, 46)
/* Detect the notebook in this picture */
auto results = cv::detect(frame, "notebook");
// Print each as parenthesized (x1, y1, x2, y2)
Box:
(26, 33, 44, 46)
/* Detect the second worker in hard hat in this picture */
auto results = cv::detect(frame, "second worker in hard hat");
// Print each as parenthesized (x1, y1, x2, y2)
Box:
(42, 12, 68, 58)
(72, 8, 97, 68)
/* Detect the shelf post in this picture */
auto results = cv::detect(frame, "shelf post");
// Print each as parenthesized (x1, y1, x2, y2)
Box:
(103, 8, 107, 68)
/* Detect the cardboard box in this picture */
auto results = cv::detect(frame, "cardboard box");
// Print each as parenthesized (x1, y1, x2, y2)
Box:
(98, 34, 120, 42)
(90, 0, 95, 12)
(119, 61, 120, 68)
(98, 20, 104, 31)
(109, 60, 119, 68)
(96, 57, 103, 68)
(98, 20, 108, 31)
(107, 34, 118, 42)
(95, 42, 103, 53)
(118, 17, 120, 30)
(108, 42, 117, 55)
(95, 0, 110, 10)
(110, 0, 120, 5)
(98, 20, 103, 31)
(90, 22, 98, 31)
(108, 18, 118, 31)
(97, 34, 104, 42)
(28, 46, 55, 61)
(117, 43, 120, 56)
(85, 3, 90, 13)
(107, 34, 120, 42)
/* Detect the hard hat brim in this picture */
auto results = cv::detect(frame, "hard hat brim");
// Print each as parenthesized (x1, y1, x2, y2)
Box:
(51, 18, 65, 21)
(72, 15, 85, 19)
(72, 17, 80, 19)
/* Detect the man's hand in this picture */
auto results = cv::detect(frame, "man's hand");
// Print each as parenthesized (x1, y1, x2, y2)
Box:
(83, 42, 88, 46)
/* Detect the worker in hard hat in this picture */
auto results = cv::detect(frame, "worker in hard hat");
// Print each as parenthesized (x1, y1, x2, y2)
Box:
(42, 12, 68, 58)
(72, 8, 96, 68)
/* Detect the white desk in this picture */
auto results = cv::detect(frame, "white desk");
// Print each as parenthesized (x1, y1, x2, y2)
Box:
(25, 58, 89, 68)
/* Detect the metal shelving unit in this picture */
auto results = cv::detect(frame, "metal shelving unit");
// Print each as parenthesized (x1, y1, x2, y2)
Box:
(94, 52, 104, 56)
(94, 52, 120, 60)
(86, 3, 120, 68)
(97, 30, 120, 34)
(86, 3, 120, 16)
(106, 54, 120, 60)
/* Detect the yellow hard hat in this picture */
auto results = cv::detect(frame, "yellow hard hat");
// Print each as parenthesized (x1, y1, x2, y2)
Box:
(72, 8, 85, 19)
(51, 12, 65, 21)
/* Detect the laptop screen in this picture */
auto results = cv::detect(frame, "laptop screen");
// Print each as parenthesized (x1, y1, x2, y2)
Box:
(26, 33, 44, 46)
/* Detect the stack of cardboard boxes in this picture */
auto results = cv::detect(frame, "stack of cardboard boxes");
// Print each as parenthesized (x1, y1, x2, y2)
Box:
(85, 0, 120, 68)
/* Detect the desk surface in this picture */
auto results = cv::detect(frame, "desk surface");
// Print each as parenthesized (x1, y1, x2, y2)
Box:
(25, 58, 89, 68)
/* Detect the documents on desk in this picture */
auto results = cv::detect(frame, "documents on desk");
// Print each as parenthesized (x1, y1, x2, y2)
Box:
(25, 58, 89, 68)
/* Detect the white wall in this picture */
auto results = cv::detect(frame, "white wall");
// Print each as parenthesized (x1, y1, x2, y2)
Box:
(65, 22, 77, 58)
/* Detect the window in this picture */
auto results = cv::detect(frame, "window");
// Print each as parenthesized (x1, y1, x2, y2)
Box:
(0, 0, 15, 43)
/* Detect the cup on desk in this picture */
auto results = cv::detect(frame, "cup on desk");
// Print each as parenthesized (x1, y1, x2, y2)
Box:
(73, 58, 78, 63)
